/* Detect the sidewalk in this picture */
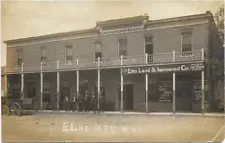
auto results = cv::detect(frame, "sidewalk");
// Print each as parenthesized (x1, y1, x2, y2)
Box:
(36, 110, 225, 117)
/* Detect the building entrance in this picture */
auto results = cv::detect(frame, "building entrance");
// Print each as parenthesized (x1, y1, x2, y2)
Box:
(176, 81, 193, 112)
(118, 83, 134, 111)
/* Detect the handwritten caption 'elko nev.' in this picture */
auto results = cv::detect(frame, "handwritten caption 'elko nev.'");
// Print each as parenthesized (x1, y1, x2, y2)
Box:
(62, 122, 143, 133)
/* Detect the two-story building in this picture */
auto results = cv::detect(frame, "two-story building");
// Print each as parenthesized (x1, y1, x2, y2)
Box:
(4, 11, 224, 113)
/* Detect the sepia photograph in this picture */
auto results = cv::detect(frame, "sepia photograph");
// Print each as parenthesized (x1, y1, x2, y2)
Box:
(1, 0, 225, 142)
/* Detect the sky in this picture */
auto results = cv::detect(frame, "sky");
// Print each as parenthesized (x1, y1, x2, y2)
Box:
(1, 0, 224, 66)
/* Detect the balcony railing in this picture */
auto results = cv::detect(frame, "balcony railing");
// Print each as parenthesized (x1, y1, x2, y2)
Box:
(42, 61, 58, 71)
(147, 52, 173, 64)
(123, 55, 145, 66)
(6, 49, 206, 74)
(101, 57, 121, 67)
(23, 64, 41, 72)
(175, 51, 202, 62)
(6, 66, 22, 73)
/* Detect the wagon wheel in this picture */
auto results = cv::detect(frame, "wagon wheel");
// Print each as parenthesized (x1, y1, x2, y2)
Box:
(2, 105, 9, 115)
(10, 102, 21, 116)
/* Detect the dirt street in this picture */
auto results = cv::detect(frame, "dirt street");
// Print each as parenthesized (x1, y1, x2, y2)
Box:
(2, 113, 225, 142)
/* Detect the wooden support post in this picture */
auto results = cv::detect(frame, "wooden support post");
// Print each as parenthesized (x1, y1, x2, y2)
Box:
(201, 70, 205, 114)
(40, 62, 43, 110)
(173, 72, 176, 114)
(21, 63, 24, 99)
(145, 53, 148, 113)
(97, 57, 100, 112)
(76, 59, 79, 99)
(172, 51, 176, 114)
(57, 61, 60, 111)
(201, 48, 205, 114)
(120, 55, 124, 113)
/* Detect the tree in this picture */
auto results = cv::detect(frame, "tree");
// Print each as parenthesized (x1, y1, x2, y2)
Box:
(211, 5, 224, 82)
(208, 6, 224, 111)
(214, 5, 224, 41)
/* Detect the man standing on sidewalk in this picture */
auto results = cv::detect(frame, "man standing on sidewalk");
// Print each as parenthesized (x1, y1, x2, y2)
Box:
(91, 92, 97, 114)
(64, 95, 69, 112)
(72, 93, 77, 112)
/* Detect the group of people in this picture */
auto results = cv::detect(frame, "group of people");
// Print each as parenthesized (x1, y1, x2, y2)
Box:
(63, 90, 105, 113)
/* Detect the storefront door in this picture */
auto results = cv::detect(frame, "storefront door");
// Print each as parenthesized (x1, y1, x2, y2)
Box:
(176, 81, 192, 112)
(118, 83, 134, 111)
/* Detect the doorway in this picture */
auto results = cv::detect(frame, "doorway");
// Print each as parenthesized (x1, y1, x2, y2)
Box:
(118, 83, 134, 111)
(176, 81, 192, 112)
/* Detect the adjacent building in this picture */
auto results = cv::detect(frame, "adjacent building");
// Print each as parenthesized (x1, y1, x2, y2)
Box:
(4, 11, 224, 113)
(1, 67, 6, 97)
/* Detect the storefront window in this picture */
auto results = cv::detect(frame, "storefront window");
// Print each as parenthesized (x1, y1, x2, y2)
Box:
(193, 80, 208, 103)
(148, 83, 159, 102)
(27, 81, 36, 98)
(11, 84, 21, 99)
(79, 79, 88, 96)
(148, 81, 172, 103)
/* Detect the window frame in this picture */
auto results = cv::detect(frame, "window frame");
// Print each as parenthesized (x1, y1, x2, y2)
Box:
(40, 46, 47, 65)
(95, 41, 102, 61)
(16, 49, 22, 66)
(65, 45, 73, 64)
(181, 31, 193, 57)
(118, 38, 128, 57)
(144, 35, 154, 63)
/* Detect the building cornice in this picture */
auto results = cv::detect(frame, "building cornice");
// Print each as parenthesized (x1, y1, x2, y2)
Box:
(96, 14, 149, 27)
(4, 11, 212, 47)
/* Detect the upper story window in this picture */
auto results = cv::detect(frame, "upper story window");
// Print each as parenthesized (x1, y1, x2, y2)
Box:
(40, 46, 46, 65)
(145, 36, 153, 55)
(16, 49, 22, 66)
(65, 45, 73, 64)
(118, 38, 127, 57)
(181, 31, 192, 56)
(145, 36, 153, 63)
(95, 42, 102, 61)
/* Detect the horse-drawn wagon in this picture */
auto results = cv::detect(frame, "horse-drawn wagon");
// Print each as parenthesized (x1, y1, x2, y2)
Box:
(2, 94, 36, 116)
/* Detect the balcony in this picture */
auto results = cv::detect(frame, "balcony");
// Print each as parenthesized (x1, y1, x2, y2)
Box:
(6, 49, 206, 74)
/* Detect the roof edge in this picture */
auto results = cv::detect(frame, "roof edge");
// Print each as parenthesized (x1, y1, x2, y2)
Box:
(146, 11, 212, 25)
(4, 27, 98, 44)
